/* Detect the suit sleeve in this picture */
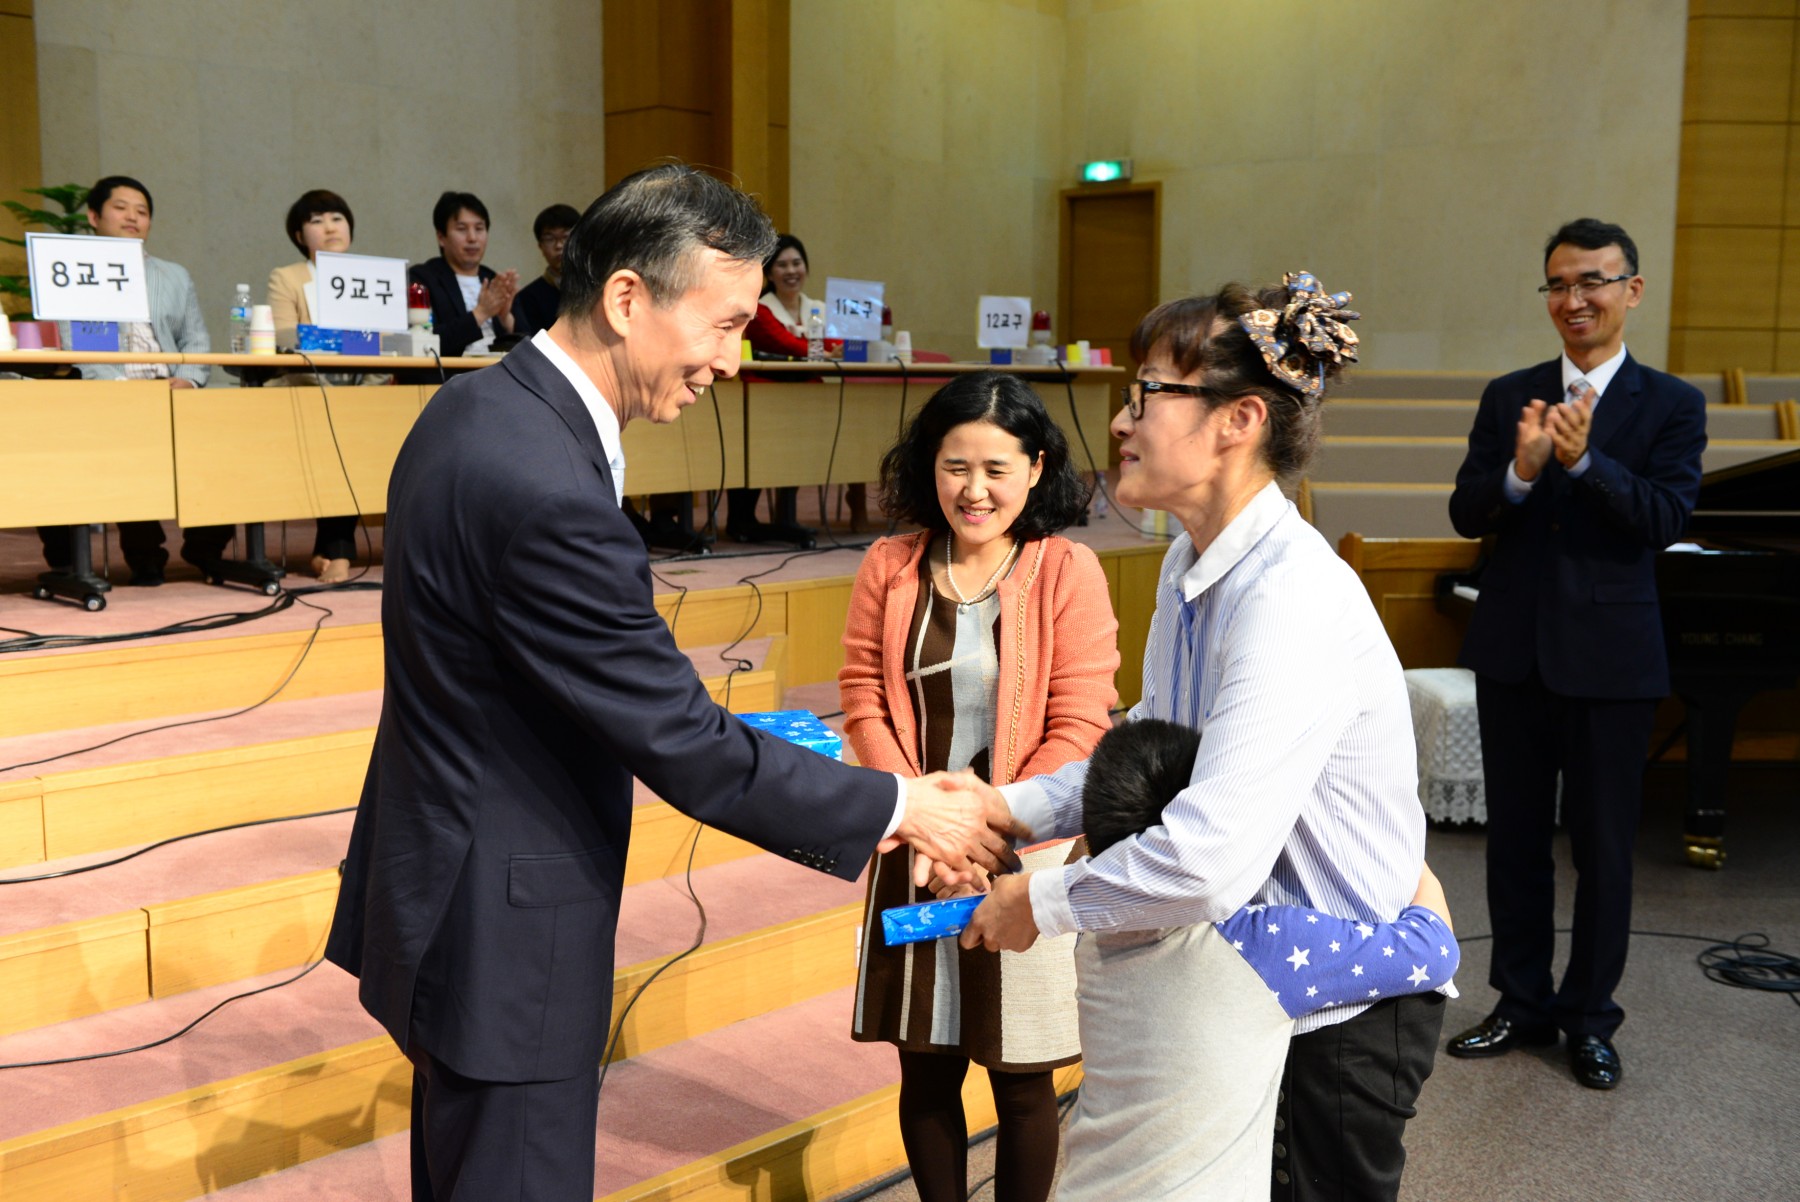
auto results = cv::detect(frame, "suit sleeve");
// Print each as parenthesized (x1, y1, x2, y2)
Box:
(269, 266, 302, 349)
(1448, 379, 1521, 538)
(1015, 545, 1119, 781)
(490, 485, 893, 880)
(168, 265, 210, 386)
(1573, 384, 1706, 548)
(839, 543, 914, 775)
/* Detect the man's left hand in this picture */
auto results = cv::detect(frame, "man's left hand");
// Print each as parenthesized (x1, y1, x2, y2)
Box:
(959, 870, 1040, 953)
(1546, 386, 1595, 468)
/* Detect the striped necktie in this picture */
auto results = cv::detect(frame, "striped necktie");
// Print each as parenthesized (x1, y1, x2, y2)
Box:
(1568, 376, 1591, 405)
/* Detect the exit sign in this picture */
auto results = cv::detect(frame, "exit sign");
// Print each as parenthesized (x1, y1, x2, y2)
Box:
(1080, 159, 1133, 184)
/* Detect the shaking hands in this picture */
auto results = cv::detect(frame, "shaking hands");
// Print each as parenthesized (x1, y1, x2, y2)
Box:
(878, 770, 1033, 889)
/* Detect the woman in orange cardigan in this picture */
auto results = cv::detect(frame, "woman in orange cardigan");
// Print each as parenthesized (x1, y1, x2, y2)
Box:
(839, 371, 1119, 1202)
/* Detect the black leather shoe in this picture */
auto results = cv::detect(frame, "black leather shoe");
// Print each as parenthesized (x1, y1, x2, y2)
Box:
(1445, 1012, 1559, 1058)
(127, 569, 165, 587)
(1569, 1034, 1622, 1090)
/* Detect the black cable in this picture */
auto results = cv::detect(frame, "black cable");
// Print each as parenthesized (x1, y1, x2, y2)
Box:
(595, 818, 709, 1100)
(1055, 358, 1175, 542)
(427, 345, 448, 384)
(0, 590, 336, 775)
(0, 592, 296, 653)
(887, 356, 910, 536)
(814, 368, 851, 548)
(1454, 928, 1799, 1006)
(295, 351, 379, 591)
(0, 956, 329, 1071)
(0, 805, 354, 884)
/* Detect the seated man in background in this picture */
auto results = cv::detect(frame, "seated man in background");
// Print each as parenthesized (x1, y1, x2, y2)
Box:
(511, 203, 578, 338)
(408, 190, 518, 355)
(1051, 717, 1458, 1201)
(39, 175, 230, 585)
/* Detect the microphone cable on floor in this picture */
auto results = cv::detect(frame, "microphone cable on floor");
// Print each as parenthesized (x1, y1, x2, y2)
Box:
(0, 806, 355, 885)
(1454, 928, 1799, 1007)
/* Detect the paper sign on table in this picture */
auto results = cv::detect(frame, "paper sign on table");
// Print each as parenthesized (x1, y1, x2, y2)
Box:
(313, 251, 410, 334)
(26, 233, 150, 323)
(823, 277, 883, 342)
(977, 295, 1031, 349)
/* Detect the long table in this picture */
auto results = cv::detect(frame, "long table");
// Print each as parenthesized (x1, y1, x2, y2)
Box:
(0, 353, 1121, 529)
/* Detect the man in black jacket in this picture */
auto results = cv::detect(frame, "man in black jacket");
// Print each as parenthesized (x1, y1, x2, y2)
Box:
(407, 190, 519, 354)
(1445, 218, 1706, 1091)
(327, 164, 1019, 1201)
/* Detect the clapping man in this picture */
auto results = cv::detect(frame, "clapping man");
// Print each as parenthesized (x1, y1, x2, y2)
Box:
(1446, 218, 1707, 1089)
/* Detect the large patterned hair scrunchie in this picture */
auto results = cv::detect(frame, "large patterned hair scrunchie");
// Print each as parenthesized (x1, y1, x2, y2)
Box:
(1237, 271, 1360, 399)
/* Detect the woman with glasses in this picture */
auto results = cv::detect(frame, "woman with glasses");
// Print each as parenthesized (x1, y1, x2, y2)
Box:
(961, 275, 1450, 1201)
(839, 371, 1119, 1202)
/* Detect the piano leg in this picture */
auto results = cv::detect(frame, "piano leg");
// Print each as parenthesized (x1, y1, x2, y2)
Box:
(1678, 687, 1754, 870)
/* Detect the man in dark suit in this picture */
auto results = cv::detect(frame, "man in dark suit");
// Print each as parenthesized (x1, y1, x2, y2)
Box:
(327, 164, 1019, 1201)
(1445, 218, 1706, 1090)
(406, 190, 519, 355)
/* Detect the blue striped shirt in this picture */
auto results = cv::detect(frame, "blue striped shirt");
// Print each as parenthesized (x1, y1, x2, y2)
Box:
(1003, 482, 1428, 1032)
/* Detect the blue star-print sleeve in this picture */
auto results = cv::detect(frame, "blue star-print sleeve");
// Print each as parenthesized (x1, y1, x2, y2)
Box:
(1214, 903, 1460, 1020)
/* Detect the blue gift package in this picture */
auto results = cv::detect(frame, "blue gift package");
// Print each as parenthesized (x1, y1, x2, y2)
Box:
(881, 894, 985, 945)
(737, 710, 843, 761)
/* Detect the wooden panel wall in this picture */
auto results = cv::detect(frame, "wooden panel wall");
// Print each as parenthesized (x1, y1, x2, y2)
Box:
(0, 0, 42, 314)
(601, 0, 790, 229)
(1669, 1, 1800, 371)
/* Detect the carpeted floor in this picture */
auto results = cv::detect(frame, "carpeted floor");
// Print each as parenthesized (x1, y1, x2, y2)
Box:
(837, 762, 1800, 1202)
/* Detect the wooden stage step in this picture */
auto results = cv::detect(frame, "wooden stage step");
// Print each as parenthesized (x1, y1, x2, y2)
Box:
(192, 989, 1084, 1202)
(0, 851, 865, 1202)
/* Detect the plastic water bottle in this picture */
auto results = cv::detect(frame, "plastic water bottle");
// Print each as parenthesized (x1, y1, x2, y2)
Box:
(229, 284, 252, 354)
(806, 305, 826, 361)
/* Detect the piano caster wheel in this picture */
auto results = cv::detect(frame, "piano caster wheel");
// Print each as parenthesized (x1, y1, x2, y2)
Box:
(1683, 836, 1726, 871)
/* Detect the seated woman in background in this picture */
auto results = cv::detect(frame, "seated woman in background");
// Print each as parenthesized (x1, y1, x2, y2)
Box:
(734, 233, 865, 540)
(839, 371, 1118, 1202)
(266, 188, 367, 583)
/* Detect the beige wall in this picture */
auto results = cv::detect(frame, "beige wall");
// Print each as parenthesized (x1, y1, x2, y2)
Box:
(33, 1, 605, 359)
(1060, 0, 1689, 372)
(789, 0, 1067, 361)
(788, 0, 1689, 373)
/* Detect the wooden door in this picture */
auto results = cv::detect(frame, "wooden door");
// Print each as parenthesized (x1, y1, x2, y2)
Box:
(1059, 183, 1160, 466)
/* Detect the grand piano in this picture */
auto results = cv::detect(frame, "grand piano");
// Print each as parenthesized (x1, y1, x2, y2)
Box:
(1653, 446, 1800, 868)
(1439, 446, 1800, 868)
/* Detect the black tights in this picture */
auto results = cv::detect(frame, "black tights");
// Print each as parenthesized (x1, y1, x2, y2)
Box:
(896, 1050, 1060, 1202)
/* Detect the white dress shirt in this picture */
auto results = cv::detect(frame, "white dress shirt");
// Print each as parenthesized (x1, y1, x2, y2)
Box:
(531, 329, 627, 502)
(1503, 343, 1628, 502)
(1001, 481, 1428, 1032)
(529, 328, 906, 839)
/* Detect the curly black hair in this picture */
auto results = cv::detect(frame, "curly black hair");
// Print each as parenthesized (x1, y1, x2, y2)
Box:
(877, 371, 1091, 540)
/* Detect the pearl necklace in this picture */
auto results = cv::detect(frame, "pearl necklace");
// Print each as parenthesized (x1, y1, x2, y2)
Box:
(944, 533, 1019, 608)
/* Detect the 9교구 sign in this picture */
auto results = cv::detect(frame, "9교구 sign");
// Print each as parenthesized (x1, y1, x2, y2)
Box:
(26, 232, 151, 323)
(823, 276, 884, 342)
(313, 252, 410, 333)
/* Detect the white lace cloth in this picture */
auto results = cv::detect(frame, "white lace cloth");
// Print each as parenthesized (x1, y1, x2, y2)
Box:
(1406, 668, 1487, 824)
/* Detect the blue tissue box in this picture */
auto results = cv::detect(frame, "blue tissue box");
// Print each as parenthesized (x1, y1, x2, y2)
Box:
(297, 324, 380, 354)
(882, 894, 984, 945)
(738, 710, 843, 761)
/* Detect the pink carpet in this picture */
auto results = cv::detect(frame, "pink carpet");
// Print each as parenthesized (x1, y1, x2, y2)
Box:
(204, 987, 898, 1201)
(0, 849, 865, 1142)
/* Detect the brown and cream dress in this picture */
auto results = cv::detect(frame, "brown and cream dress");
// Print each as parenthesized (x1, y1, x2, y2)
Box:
(850, 549, 1082, 1072)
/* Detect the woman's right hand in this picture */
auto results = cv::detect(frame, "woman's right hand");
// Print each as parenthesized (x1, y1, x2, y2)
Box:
(1412, 861, 1452, 932)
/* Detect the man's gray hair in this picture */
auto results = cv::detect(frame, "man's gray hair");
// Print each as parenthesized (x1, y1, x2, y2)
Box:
(558, 163, 777, 316)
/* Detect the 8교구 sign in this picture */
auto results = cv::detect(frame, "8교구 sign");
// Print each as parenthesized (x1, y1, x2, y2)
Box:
(26, 232, 150, 323)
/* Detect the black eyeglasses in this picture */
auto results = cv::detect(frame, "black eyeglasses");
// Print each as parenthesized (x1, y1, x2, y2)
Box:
(1120, 378, 1211, 419)
(1537, 273, 1631, 301)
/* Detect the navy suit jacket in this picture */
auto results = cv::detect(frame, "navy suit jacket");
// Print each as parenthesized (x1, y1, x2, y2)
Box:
(408, 255, 496, 354)
(1448, 354, 1707, 699)
(325, 340, 894, 1082)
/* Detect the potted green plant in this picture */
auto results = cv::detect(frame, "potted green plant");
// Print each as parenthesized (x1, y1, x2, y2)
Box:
(1, 184, 92, 316)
